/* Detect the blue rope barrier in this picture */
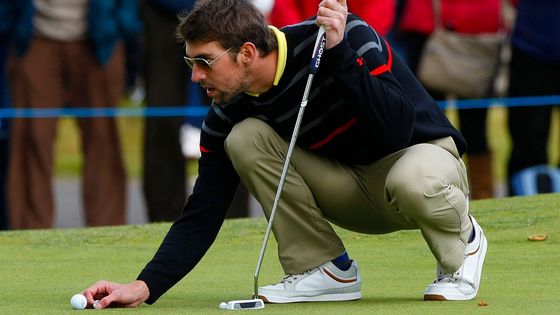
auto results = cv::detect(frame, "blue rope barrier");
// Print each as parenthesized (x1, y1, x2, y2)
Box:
(0, 95, 559, 118)
(0, 106, 210, 118)
(436, 95, 560, 110)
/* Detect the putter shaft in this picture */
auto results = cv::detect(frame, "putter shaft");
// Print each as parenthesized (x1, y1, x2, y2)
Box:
(253, 26, 326, 299)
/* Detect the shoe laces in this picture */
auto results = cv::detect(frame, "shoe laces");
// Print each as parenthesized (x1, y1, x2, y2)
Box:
(434, 267, 461, 284)
(280, 269, 314, 284)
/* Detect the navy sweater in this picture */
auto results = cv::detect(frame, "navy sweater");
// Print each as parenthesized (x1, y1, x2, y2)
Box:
(137, 14, 466, 304)
(511, 0, 560, 63)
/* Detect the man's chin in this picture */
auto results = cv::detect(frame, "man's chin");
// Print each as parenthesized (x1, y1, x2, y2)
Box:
(211, 97, 225, 105)
(212, 93, 237, 105)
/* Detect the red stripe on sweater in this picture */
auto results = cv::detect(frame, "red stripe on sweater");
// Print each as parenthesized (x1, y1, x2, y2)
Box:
(309, 118, 358, 150)
(370, 39, 393, 76)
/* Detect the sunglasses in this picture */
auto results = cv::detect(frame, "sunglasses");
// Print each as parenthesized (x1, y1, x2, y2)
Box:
(184, 47, 234, 70)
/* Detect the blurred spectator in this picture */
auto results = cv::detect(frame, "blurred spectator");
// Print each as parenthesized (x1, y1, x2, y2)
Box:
(0, 39, 8, 230)
(142, 0, 273, 222)
(141, 0, 201, 222)
(507, 0, 560, 195)
(269, 0, 395, 36)
(1, 0, 140, 229)
(399, 0, 503, 199)
(123, 35, 143, 105)
(141, 0, 251, 222)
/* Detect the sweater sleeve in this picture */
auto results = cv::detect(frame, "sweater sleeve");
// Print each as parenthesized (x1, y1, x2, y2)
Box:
(136, 150, 240, 304)
(322, 16, 416, 154)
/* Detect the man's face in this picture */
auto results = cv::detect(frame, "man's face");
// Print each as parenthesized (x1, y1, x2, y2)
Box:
(185, 41, 250, 104)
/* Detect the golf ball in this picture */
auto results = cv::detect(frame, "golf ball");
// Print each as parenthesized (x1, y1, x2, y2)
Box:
(93, 300, 102, 309)
(70, 293, 87, 310)
(219, 302, 228, 309)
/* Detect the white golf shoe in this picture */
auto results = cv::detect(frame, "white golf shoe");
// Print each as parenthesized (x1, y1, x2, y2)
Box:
(424, 216, 488, 301)
(258, 260, 362, 303)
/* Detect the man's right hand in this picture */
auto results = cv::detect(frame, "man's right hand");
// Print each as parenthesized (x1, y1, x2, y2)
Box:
(83, 280, 150, 309)
(316, 0, 348, 49)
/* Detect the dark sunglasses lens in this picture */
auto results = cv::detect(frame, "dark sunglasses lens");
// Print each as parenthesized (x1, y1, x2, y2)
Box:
(194, 59, 211, 69)
(184, 57, 211, 69)
(184, 57, 193, 69)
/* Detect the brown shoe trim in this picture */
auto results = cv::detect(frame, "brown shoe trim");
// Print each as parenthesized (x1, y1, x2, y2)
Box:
(467, 242, 481, 256)
(258, 295, 271, 303)
(322, 267, 357, 283)
(424, 294, 448, 301)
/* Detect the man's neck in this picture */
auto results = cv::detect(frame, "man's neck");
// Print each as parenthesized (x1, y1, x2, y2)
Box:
(246, 48, 278, 95)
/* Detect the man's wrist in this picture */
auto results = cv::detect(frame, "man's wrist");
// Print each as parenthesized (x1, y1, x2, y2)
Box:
(132, 280, 150, 303)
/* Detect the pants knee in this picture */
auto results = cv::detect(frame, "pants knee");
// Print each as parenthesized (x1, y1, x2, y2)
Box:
(225, 118, 279, 171)
(385, 151, 466, 222)
(386, 166, 437, 218)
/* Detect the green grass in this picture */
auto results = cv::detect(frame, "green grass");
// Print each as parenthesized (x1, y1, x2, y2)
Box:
(1, 194, 559, 314)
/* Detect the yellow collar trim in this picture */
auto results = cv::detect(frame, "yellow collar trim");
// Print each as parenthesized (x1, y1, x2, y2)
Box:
(269, 25, 287, 86)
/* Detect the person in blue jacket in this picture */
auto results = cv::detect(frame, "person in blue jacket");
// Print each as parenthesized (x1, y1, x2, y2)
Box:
(0, 0, 141, 229)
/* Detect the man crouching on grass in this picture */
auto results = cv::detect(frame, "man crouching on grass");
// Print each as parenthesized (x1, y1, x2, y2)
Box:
(83, 0, 487, 308)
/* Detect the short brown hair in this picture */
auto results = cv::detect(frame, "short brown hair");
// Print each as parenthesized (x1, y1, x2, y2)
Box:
(176, 0, 277, 56)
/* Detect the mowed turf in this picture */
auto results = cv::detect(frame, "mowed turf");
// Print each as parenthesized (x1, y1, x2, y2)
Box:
(0, 194, 558, 314)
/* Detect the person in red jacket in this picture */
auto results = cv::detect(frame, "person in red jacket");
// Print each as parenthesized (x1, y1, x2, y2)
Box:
(399, 0, 503, 200)
(269, 0, 395, 36)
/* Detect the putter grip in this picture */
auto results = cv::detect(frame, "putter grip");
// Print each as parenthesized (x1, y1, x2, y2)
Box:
(308, 26, 327, 75)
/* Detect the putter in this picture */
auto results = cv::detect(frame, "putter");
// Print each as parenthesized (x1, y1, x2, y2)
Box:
(219, 26, 327, 310)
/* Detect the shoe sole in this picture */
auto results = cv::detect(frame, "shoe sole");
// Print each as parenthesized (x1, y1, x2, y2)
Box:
(259, 291, 362, 303)
(424, 222, 488, 301)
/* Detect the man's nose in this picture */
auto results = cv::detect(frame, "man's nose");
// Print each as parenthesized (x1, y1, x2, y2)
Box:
(190, 65, 207, 83)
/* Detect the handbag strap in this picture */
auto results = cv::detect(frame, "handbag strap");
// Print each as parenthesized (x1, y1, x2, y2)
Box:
(431, 0, 442, 30)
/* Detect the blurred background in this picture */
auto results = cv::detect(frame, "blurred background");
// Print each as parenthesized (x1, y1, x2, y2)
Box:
(1, 0, 559, 230)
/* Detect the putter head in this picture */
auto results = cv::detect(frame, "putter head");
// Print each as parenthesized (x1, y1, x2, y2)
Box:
(219, 298, 265, 310)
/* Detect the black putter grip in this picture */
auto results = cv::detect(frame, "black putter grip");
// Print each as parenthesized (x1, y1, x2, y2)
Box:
(308, 27, 327, 75)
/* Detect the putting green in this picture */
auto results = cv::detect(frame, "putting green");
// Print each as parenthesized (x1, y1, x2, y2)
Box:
(0, 193, 558, 314)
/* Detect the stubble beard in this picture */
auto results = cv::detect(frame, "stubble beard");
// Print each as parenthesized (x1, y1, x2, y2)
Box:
(212, 68, 251, 105)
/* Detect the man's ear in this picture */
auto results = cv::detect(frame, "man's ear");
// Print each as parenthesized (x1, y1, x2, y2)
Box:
(238, 42, 258, 65)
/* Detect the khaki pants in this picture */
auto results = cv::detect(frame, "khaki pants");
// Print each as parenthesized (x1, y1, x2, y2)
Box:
(225, 118, 472, 275)
(8, 37, 126, 229)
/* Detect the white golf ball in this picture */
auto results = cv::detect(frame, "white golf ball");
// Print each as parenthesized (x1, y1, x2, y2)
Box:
(70, 293, 87, 310)
(219, 302, 228, 309)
